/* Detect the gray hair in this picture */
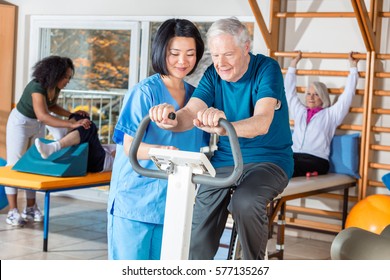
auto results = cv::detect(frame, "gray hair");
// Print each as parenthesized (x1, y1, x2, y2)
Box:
(308, 81, 331, 108)
(206, 17, 251, 49)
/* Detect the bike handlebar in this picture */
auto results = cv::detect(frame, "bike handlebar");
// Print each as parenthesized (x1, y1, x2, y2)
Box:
(129, 115, 243, 187)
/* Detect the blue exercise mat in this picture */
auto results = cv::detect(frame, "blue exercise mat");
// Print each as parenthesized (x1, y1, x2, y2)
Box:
(0, 157, 8, 210)
(12, 139, 89, 177)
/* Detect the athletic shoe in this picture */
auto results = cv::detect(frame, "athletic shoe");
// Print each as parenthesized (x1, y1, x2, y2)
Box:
(6, 208, 25, 226)
(21, 204, 44, 222)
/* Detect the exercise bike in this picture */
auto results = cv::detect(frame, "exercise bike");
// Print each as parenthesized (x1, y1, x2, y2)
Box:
(129, 115, 243, 260)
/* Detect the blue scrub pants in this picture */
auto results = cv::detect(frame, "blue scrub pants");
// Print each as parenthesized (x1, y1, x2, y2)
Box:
(107, 213, 163, 260)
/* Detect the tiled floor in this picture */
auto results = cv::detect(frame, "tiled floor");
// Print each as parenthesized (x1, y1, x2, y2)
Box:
(0, 192, 333, 260)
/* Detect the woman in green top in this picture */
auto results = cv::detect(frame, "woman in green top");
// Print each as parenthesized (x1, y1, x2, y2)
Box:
(5, 56, 91, 226)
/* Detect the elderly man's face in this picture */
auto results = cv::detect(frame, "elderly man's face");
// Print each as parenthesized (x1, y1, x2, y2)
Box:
(208, 34, 250, 82)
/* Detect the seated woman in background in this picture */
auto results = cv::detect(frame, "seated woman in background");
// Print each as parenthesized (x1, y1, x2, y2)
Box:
(285, 51, 360, 177)
(35, 114, 115, 173)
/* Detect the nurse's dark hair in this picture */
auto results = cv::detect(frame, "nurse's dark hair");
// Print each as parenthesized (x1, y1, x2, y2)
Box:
(151, 18, 204, 76)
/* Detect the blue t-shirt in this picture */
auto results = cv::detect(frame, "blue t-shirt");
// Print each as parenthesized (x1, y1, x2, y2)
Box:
(193, 53, 293, 178)
(108, 74, 209, 224)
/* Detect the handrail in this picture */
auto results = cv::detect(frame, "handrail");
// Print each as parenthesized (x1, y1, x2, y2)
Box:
(129, 115, 244, 187)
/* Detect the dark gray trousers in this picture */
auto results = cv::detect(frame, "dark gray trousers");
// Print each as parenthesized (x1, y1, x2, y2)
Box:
(189, 162, 289, 260)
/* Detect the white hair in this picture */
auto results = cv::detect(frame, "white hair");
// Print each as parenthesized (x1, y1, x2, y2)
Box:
(206, 17, 251, 49)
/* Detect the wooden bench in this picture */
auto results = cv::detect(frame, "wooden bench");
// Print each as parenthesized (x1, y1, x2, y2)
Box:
(0, 166, 111, 252)
(227, 173, 357, 260)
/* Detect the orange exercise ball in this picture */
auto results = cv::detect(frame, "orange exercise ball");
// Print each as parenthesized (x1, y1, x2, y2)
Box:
(345, 194, 390, 234)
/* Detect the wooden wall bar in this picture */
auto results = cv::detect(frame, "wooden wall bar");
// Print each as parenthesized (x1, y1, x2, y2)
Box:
(248, 0, 390, 234)
(361, 1, 390, 198)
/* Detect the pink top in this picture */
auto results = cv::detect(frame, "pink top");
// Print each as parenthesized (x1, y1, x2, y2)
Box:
(306, 107, 323, 124)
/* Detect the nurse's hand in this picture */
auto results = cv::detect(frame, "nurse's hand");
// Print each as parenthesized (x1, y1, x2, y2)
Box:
(149, 103, 178, 129)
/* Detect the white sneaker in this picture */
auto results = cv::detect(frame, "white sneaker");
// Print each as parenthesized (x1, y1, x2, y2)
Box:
(6, 208, 25, 226)
(21, 204, 44, 222)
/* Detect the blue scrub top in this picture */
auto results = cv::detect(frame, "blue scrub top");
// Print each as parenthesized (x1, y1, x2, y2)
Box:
(108, 74, 208, 224)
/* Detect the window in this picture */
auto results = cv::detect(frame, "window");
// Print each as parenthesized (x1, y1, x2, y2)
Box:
(30, 16, 140, 91)
(47, 28, 131, 91)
